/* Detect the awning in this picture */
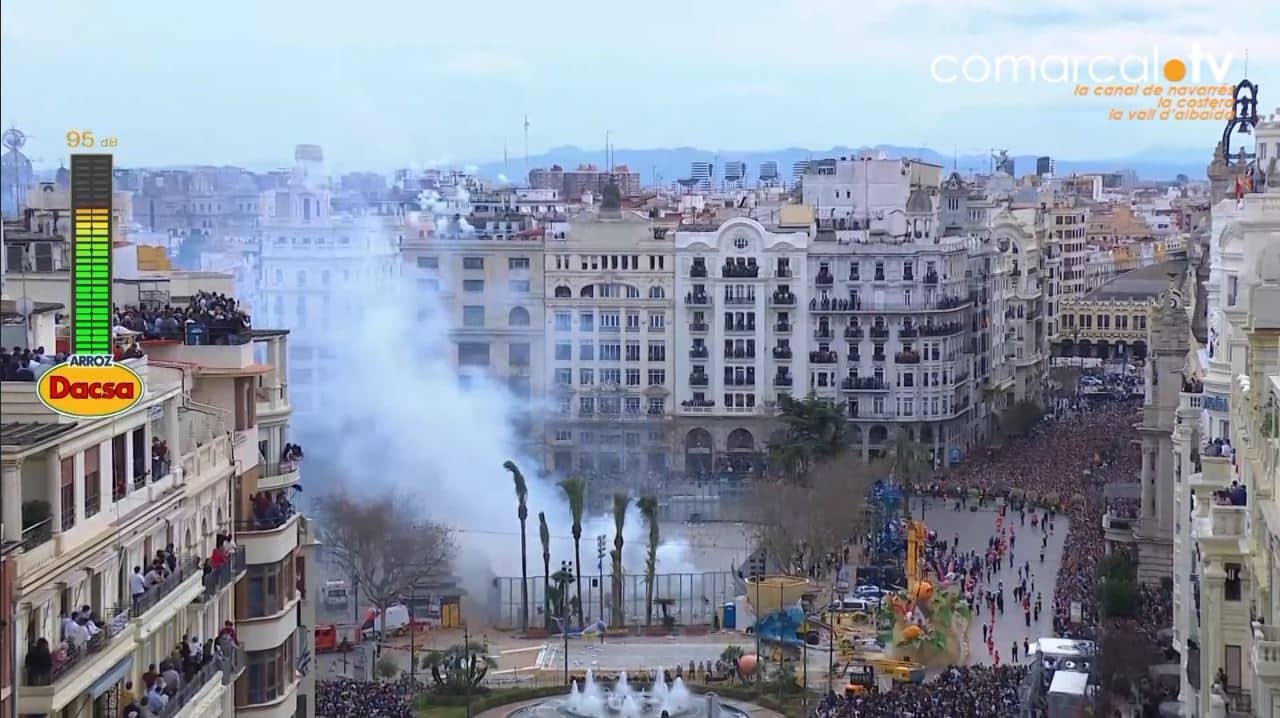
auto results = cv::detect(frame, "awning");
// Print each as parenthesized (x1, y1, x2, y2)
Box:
(88, 655, 133, 698)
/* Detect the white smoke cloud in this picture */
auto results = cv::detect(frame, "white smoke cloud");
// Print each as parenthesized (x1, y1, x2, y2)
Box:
(282, 200, 702, 602)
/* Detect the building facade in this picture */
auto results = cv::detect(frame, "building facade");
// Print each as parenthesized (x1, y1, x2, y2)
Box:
(673, 217, 809, 475)
(542, 210, 675, 477)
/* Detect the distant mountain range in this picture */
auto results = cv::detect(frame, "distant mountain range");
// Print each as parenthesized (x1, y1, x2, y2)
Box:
(475, 144, 1212, 185)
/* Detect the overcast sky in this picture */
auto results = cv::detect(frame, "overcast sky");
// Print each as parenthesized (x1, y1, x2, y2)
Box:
(3, 0, 1277, 171)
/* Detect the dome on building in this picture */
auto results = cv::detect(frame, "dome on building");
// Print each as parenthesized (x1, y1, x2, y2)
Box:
(906, 187, 933, 213)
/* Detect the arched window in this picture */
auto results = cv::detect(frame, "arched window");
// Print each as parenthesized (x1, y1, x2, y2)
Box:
(649, 286, 665, 299)
(554, 285, 572, 298)
(579, 285, 595, 298)
(509, 307, 531, 326)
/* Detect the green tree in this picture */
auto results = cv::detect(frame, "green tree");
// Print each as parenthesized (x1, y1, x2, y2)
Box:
(610, 493, 631, 628)
(720, 645, 746, 682)
(885, 429, 929, 488)
(375, 655, 400, 680)
(558, 476, 587, 627)
(422, 641, 497, 693)
(1096, 552, 1139, 618)
(767, 394, 846, 478)
(637, 496, 660, 625)
(538, 511, 552, 630)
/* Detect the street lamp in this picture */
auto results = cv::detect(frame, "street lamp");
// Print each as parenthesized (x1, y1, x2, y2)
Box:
(552, 562, 576, 685)
(596, 534, 607, 625)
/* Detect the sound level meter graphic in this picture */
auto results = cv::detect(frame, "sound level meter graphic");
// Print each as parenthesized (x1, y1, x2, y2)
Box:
(70, 154, 113, 356)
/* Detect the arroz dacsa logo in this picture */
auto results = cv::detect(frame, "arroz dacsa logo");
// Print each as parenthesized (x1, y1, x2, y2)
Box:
(36, 355, 146, 419)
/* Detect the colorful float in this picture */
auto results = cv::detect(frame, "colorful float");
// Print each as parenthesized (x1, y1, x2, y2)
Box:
(874, 518, 973, 667)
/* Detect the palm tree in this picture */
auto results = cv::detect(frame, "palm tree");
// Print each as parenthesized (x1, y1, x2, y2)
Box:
(767, 394, 847, 478)
(637, 496, 660, 625)
(538, 511, 551, 631)
(610, 493, 631, 628)
(503, 460, 530, 633)
(422, 641, 498, 692)
(558, 476, 587, 627)
(886, 430, 929, 518)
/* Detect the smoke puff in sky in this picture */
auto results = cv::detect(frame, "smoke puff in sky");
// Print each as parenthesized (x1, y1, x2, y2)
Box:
(279, 222, 701, 596)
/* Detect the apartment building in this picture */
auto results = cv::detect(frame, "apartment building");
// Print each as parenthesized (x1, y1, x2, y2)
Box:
(673, 217, 810, 475)
(543, 210, 674, 476)
(400, 197, 547, 450)
(1048, 202, 1091, 306)
(1171, 134, 1280, 716)
(1, 279, 315, 718)
(803, 159, 981, 464)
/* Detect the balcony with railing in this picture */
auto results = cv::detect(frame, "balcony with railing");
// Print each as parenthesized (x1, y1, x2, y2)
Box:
(134, 556, 204, 617)
(1252, 622, 1280, 680)
(869, 327, 889, 339)
(844, 326, 863, 339)
(690, 373, 709, 387)
(259, 455, 301, 491)
(19, 606, 134, 714)
(923, 272, 939, 286)
(724, 348, 756, 360)
(690, 322, 708, 333)
(690, 263, 708, 278)
(775, 267, 793, 278)
(724, 293, 756, 305)
(810, 350, 838, 365)
(199, 546, 248, 601)
(899, 327, 919, 338)
(918, 322, 964, 337)
(872, 352, 887, 362)
(815, 327, 834, 340)
(722, 260, 759, 278)
(895, 351, 922, 364)
(684, 292, 710, 306)
(156, 653, 230, 717)
(724, 321, 755, 333)
(774, 321, 791, 333)
(689, 346, 709, 359)
(815, 270, 834, 286)
(774, 374, 793, 387)
(725, 376, 756, 387)
(842, 377, 888, 392)
(771, 291, 796, 306)
(235, 501, 301, 566)
(772, 347, 793, 360)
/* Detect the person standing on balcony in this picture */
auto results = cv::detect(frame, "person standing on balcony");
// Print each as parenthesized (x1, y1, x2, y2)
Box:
(130, 566, 147, 608)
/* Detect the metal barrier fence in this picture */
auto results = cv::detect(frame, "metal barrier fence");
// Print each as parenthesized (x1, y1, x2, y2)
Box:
(487, 571, 736, 631)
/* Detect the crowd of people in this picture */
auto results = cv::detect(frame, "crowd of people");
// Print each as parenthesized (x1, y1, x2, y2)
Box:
(317, 678, 418, 718)
(113, 290, 251, 345)
(813, 665, 1027, 718)
(0, 345, 62, 381)
(247, 490, 296, 530)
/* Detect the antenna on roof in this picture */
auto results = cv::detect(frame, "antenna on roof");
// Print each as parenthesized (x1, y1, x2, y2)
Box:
(523, 115, 531, 182)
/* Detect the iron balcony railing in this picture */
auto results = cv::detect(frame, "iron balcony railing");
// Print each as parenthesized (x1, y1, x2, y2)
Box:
(134, 557, 203, 616)
(25, 606, 132, 687)
(200, 547, 247, 600)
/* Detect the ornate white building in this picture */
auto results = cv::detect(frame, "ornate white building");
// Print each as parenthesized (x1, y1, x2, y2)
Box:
(673, 217, 809, 475)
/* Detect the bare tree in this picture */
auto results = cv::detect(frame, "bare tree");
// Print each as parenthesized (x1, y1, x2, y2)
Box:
(313, 490, 455, 639)
(748, 454, 881, 575)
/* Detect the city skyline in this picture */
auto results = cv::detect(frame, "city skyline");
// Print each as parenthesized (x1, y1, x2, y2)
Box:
(2, 0, 1278, 172)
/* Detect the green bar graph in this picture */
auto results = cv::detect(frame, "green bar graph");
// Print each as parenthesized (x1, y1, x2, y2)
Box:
(71, 155, 114, 356)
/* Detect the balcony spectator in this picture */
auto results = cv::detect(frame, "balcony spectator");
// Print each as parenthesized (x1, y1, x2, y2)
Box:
(129, 566, 147, 608)
(25, 638, 52, 686)
(147, 678, 169, 713)
(152, 437, 170, 479)
(218, 620, 239, 647)
(113, 290, 251, 346)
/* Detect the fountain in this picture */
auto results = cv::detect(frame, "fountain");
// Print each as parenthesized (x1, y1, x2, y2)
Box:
(511, 669, 748, 718)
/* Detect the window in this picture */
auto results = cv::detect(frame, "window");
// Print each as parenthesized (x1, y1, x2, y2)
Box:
(462, 306, 485, 327)
(626, 369, 641, 386)
(509, 280, 531, 293)
(555, 312, 571, 331)
(509, 307, 531, 326)
(579, 341, 595, 361)
(648, 312, 665, 330)
(626, 312, 641, 331)
(601, 342, 621, 361)
(555, 368, 572, 385)
(448, 344, 491, 372)
(649, 286, 665, 299)
(579, 312, 594, 332)
(648, 369, 666, 386)
(83, 446, 101, 518)
(416, 256, 438, 269)
(1225, 563, 1243, 601)
(625, 342, 641, 361)
(463, 279, 485, 292)
(112, 434, 127, 501)
(244, 643, 295, 706)
(463, 256, 484, 270)
(243, 556, 295, 618)
(648, 398, 665, 416)
(555, 342, 572, 361)
(648, 342, 666, 362)
(579, 397, 595, 415)
(600, 312, 620, 330)
(509, 343, 531, 367)
(602, 368, 622, 385)
(579, 369, 594, 386)
(508, 257, 530, 270)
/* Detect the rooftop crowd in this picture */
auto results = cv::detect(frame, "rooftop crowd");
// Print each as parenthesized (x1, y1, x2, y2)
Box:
(813, 665, 1027, 718)
(317, 678, 417, 718)
(114, 290, 251, 344)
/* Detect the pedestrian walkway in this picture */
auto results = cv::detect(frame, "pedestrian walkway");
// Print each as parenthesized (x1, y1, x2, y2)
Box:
(907, 498, 1068, 666)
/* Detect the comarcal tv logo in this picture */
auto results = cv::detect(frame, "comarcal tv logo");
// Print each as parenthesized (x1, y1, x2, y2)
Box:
(36, 355, 146, 419)
(931, 44, 1234, 84)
